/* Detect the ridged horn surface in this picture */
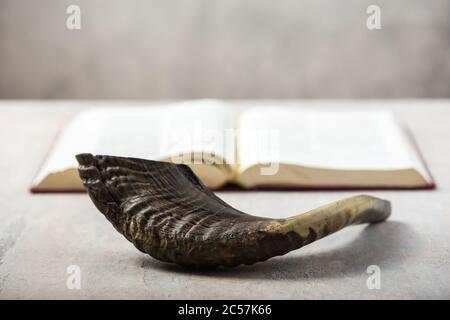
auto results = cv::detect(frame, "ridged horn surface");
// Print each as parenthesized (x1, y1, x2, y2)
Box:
(76, 153, 391, 268)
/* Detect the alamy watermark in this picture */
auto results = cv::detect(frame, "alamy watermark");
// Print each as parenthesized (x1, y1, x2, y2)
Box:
(66, 265, 81, 290)
(66, 5, 81, 30)
(164, 126, 280, 176)
(366, 265, 381, 290)
(366, 5, 382, 30)
(64, 5, 381, 31)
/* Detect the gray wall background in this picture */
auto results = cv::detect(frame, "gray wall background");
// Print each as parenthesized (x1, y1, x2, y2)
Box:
(0, 0, 449, 99)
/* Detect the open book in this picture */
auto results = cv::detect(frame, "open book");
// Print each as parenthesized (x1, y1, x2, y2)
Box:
(31, 100, 434, 192)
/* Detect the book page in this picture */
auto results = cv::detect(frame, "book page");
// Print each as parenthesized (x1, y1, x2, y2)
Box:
(33, 100, 235, 188)
(237, 107, 430, 181)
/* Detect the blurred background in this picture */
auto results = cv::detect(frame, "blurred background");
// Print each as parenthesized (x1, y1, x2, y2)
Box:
(0, 0, 449, 99)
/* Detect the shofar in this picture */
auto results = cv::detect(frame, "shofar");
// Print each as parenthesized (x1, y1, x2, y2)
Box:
(76, 153, 391, 268)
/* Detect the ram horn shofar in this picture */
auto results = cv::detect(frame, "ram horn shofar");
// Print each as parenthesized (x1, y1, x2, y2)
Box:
(76, 153, 391, 268)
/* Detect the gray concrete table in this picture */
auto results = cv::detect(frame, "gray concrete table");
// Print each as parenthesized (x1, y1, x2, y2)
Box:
(0, 100, 449, 299)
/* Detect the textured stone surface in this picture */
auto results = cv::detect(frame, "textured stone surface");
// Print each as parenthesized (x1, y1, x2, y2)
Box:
(0, 100, 449, 299)
(0, 0, 449, 99)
